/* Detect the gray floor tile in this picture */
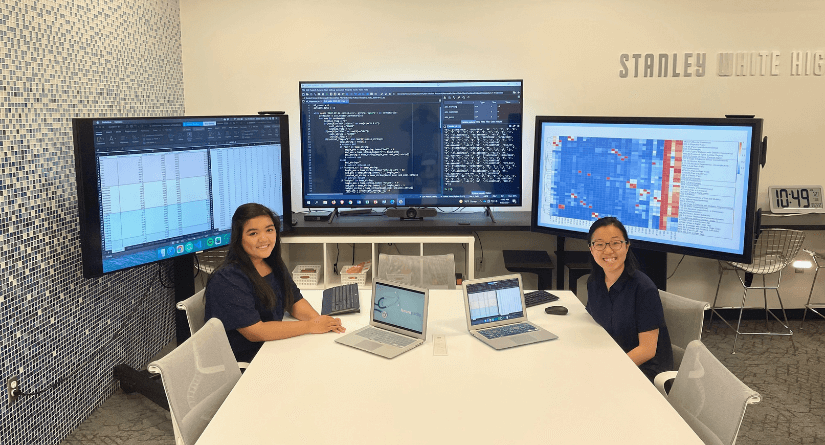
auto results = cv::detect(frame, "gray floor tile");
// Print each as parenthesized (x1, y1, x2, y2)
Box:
(60, 319, 825, 444)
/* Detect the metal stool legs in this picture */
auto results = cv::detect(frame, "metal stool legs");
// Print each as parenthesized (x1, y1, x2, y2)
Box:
(706, 262, 726, 332)
(709, 266, 795, 354)
(801, 250, 825, 330)
(708, 229, 803, 354)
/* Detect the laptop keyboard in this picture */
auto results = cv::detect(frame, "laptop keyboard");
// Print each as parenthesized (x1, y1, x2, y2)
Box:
(479, 323, 537, 339)
(321, 283, 360, 315)
(356, 328, 416, 348)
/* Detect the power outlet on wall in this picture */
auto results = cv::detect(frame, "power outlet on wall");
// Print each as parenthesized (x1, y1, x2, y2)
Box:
(475, 258, 484, 272)
(7, 376, 19, 405)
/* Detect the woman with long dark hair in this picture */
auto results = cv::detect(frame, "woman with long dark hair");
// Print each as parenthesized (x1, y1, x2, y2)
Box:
(586, 217, 673, 381)
(205, 203, 345, 362)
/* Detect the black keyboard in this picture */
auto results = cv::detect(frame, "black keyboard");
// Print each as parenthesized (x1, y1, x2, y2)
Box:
(524, 290, 560, 308)
(321, 283, 360, 315)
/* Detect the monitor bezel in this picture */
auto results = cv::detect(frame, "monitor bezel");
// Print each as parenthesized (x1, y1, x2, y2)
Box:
(530, 115, 762, 264)
(298, 79, 524, 209)
(72, 114, 292, 279)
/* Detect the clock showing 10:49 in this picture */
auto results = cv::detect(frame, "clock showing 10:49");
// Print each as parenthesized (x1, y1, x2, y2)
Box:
(767, 185, 825, 213)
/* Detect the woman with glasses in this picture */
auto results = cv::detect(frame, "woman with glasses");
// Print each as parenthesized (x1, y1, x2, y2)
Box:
(586, 217, 673, 381)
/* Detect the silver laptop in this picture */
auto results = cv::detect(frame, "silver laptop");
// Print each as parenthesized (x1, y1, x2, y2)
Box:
(335, 279, 429, 359)
(462, 274, 558, 350)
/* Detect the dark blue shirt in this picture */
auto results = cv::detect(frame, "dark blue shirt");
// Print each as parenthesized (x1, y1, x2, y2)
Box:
(204, 263, 304, 363)
(586, 270, 673, 380)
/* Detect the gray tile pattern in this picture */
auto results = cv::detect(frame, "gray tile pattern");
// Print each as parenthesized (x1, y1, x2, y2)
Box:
(60, 391, 175, 445)
(702, 318, 825, 445)
(1, 0, 184, 444)
(60, 319, 825, 444)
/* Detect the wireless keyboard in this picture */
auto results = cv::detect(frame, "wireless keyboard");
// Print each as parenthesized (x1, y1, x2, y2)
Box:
(524, 290, 560, 308)
(320, 283, 360, 315)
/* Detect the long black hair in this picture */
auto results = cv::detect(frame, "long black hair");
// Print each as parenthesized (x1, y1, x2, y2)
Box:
(587, 216, 640, 285)
(213, 203, 295, 310)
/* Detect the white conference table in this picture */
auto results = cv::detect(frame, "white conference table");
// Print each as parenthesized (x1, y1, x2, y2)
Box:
(196, 289, 702, 445)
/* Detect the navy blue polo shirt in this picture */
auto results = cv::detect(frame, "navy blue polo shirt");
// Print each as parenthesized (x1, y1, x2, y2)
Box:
(586, 270, 673, 381)
(204, 263, 304, 363)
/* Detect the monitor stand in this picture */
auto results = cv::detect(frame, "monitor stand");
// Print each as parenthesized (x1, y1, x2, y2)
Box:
(485, 206, 497, 223)
(114, 254, 195, 411)
(327, 208, 338, 224)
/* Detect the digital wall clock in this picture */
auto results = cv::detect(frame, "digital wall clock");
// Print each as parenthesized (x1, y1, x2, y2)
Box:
(767, 185, 824, 213)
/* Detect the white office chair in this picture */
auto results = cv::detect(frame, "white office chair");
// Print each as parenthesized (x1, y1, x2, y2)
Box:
(148, 318, 242, 445)
(177, 289, 207, 336)
(707, 228, 804, 354)
(659, 290, 710, 370)
(377, 253, 456, 289)
(654, 340, 761, 445)
(575, 273, 590, 305)
(177, 289, 249, 369)
(800, 249, 825, 330)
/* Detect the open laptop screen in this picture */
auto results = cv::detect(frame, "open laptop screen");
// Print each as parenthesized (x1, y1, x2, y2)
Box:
(372, 281, 426, 334)
(466, 277, 525, 326)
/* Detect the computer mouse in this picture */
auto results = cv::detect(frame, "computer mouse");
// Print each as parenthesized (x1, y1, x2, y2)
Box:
(544, 305, 568, 315)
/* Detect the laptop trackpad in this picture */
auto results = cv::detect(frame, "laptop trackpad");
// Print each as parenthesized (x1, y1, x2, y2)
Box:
(511, 335, 536, 345)
(357, 340, 382, 351)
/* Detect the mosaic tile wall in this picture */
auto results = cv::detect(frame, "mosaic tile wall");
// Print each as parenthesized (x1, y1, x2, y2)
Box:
(0, 1, 184, 443)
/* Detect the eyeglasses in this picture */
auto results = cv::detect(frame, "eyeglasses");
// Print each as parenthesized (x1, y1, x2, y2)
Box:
(589, 240, 628, 251)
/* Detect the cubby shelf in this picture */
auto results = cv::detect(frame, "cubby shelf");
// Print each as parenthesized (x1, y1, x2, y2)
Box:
(280, 235, 475, 290)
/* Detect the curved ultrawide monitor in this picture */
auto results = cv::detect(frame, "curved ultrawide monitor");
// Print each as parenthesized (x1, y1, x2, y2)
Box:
(299, 80, 523, 208)
(531, 116, 762, 263)
(72, 115, 291, 278)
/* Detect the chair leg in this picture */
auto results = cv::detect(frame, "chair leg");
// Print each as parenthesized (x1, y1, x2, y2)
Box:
(733, 286, 748, 355)
(800, 264, 820, 331)
(708, 267, 725, 332)
(804, 306, 825, 324)
(774, 288, 796, 353)
(763, 275, 770, 332)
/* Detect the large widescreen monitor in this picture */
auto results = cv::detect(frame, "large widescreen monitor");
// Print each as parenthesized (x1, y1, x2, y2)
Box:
(532, 116, 763, 263)
(73, 115, 291, 278)
(299, 80, 523, 209)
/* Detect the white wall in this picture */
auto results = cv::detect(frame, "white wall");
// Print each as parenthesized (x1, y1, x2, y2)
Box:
(179, 0, 825, 307)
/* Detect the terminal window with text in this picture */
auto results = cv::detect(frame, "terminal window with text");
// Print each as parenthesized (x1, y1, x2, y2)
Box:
(73, 115, 291, 278)
(300, 80, 523, 208)
(531, 116, 762, 263)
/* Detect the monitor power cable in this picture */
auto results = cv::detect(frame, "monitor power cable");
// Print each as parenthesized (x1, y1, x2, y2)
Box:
(667, 254, 686, 280)
(158, 261, 175, 289)
(473, 231, 484, 270)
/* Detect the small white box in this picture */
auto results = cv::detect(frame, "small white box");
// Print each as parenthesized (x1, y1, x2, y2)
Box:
(340, 262, 371, 286)
(292, 265, 321, 286)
